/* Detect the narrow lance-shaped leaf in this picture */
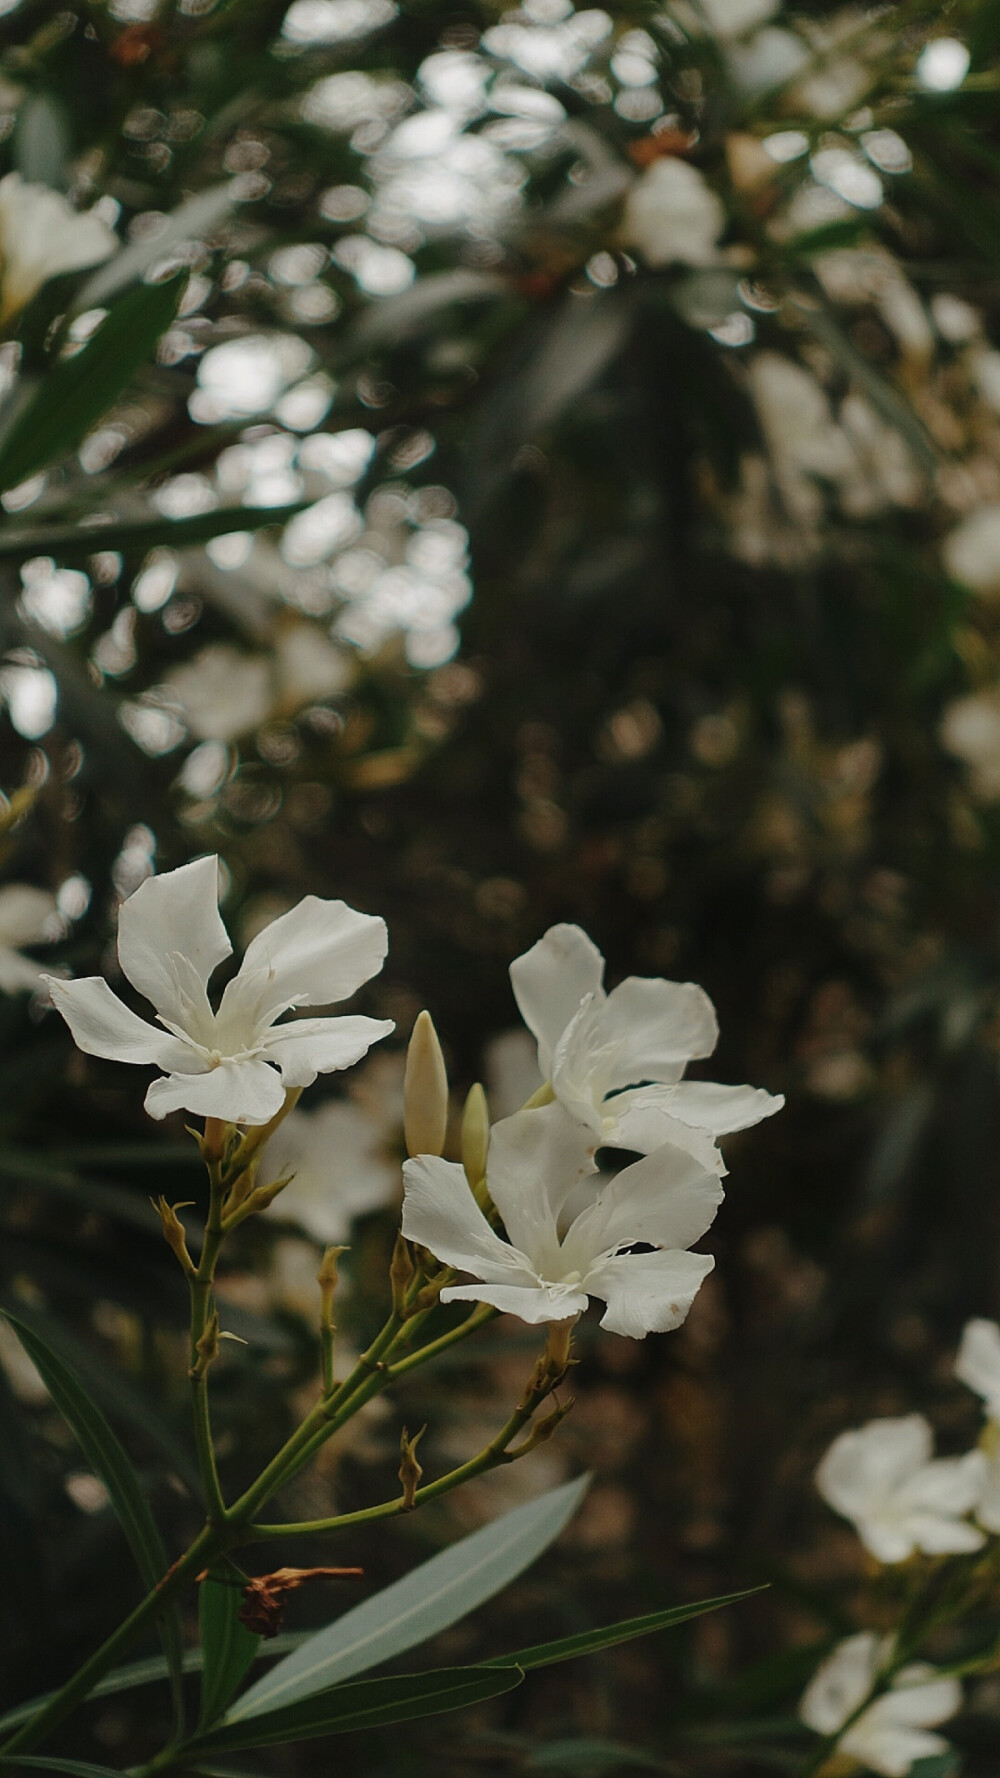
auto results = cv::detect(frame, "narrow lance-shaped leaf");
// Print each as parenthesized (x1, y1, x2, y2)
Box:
(8, 1759, 128, 1778)
(0, 502, 308, 566)
(0, 271, 185, 491)
(1, 1311, 185, 1733)
(482, 1587, 767, 1673)
(198, 1564, 262, 1732)
(226, 1473, 589, 1721)
(188, 1666, 524, 1755)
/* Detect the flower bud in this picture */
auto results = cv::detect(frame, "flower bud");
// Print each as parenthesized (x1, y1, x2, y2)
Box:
(152, 1195, 196, 1276)
(398, 1424, 426, 1510)
(404, 1010, 449, 1157)
(461, 1083, 489, 1189)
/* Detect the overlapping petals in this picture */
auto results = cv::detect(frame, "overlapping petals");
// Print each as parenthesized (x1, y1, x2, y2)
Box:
(955, 1316, 1000, 1531)
(401, 1100, 722, 1337)
(800, 1634, 961, 1778)
(816, 1414, 986, 1562)
(509, 923, 782, 1168)
(45, 856, 393, 1125)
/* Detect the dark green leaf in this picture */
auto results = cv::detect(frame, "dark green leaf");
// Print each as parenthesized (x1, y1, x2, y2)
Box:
(5, 1758, 126, 1777)
(1, 1311, 185, 1732)
(188, 1666, 523, 1753)
(528, 1737, 679, 1773)
(199, 1564, 262, 1732)
(0, 274, 186, 491)
(483, 1587, 765, 1672)
(0, 502, 308, 566)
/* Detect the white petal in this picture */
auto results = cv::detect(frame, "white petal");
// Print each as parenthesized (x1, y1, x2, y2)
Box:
(842, 1718, 951, 1778)
(815, 1417, 933, 1521)
(565, 1140, 723, 1265)
(601, 976, 719, 1081)
(486, 1102, 597, 1265)
(881, 1667, 963, 1729)
(117, 857, 232, 1022)
(441, 1280, 590, 1323)
(144, 1059, 286, 1125)
(262, 1015, 394, 1087)
(896, 1449, 987, 1520)
(956, 1318, 1000, 1417)
(0, 884, 56, 947)
(46, 975, 186, 1065)
(903, 1510, 985, 1556)
(608, 1094, 727, 1171)
(644, 1080, 784, 1134)
(800, 1634, 880, 1735)
(977, 1445, 1000, 1532)
(586, 1248, 715, 1339)
(509, 924, 605, 1075)
(241, 896, 387, 1011)
(0, 946, 49, 993)
(855, 1518, 922, 1565)
(402, 1154, 537, 1284)
(265, 1100, 400, 1244)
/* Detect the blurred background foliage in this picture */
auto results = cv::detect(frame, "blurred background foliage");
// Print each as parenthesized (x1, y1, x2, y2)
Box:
(3, 0, 1000, 1769)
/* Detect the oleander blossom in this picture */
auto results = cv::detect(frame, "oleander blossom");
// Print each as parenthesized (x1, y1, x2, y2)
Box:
(44, 856, 393, 1125)
(815, 1414, 986, 1562)
(799, 1633, 962, 1778)
(955, 1316, 1000, 1532)
(401, 1099, 723, 1337)
(262, 1056, 404, 1243)
(509, 924, 782, 1169)
(0, 174, 117, 323)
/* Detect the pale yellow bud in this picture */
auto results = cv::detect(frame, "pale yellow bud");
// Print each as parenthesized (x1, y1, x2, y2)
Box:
(404, 1010, 449, 1157)
(461, 1083, 489, 1189)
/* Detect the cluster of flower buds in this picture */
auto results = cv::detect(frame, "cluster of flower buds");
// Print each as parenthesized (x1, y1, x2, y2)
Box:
(798, 1316, 1000, 1774)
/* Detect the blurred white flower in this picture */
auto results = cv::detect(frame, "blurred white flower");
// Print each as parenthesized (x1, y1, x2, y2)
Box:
(956, 1317, 1000, 1532)
(510, 923, 782, 1166)
(943, 505, 1000, 596)
(620, 159, 725, 268)
(164, 646, 273, 743)
(45, 855, 393, 1124)
(0, 174, 117, 324)
(694, 0, 779, 38)
(940, 689, 1000, 801)
(262, 1084, 402, 1244)
(0, 884, 58, 992)
(800, 1633, 962, 1778)
(402, 1100, 722, 1336)
(815, 1414, 986, 1561)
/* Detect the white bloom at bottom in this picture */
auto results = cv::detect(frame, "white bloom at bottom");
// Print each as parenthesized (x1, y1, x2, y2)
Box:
(262, 1067, 403, 1244)
(800, 1633, 961, 1777)
(0, 883, 58, 992)
(44, 855, 393, 1125)
(0, 174, 117, 322)
(815, 1414, 986, 1562)
(956, 1316, 1000, 1532)
(402, 1100, 722, 1337)
(620, 159, 726, 269)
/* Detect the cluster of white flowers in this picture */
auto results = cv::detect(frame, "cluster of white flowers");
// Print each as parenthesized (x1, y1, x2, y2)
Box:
(798, 1314, 1000, 1772)
(46, 864, 782, 1343)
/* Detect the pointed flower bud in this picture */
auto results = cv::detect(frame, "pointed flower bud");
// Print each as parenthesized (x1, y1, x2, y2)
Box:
(461, 1083, 490, 1190)
(404, 1010, 449, 1158)
(398, 1424, 426, 1509)
(152, 1196, 196, 1276)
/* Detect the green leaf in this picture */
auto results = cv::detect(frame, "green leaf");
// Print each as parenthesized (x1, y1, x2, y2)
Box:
(0, 502, 308, 566)
(1, 1311, 185, 1732)
(228, 1474, 589, 1720)
(0, 273, 186, 491)
(528, 1736, 678, 1773)
(482, 1587, 766, 1673)
(189, 1666, 524, 1753)
(199, 1563, 262, 1732)
(6, 1759, 126, 1777)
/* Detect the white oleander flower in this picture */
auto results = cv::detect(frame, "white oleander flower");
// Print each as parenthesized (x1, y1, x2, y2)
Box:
(0, 174, 117, 323)
(800, 1633, 962, 1778)
(955, 1316, 1000, 1532)
(816, 1414, 986, 1562)
(940, 689, 1000, 801)
(163, 630, 353, 744)
(0, 883, 58, 992)
(620, 159, 726, 268)
(509, 924, 782, 1168)
(943, 505, 1000, 597)
(44, 855, 393, 1124)
(401, 1099, 722, 1336)
(262, 1069, 403, 1244)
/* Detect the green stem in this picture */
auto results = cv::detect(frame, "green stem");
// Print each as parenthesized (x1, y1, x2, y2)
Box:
(0, 1523, 225, 1761)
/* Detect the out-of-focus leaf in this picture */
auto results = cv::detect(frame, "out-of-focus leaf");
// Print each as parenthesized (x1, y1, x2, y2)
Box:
(483, 1587, 765, 1673)
(188, 1666, 524, 1753)
(198, 1564, 262, 1732)
(527, 1737, 678, 1774)
(343, 270, 506, 351)
(228, 1474, 589, 1719)
(0, 502, 308, 565)
(0, 1146, 178, 1235)
(8, 1758, 127, 1777)
(1, 1311, 185, 1729)
(910, 1755, 962, 1778)
(0, 272, 185, 491)
(74, 182, 239, 310)
(12, 93, 70, 189)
